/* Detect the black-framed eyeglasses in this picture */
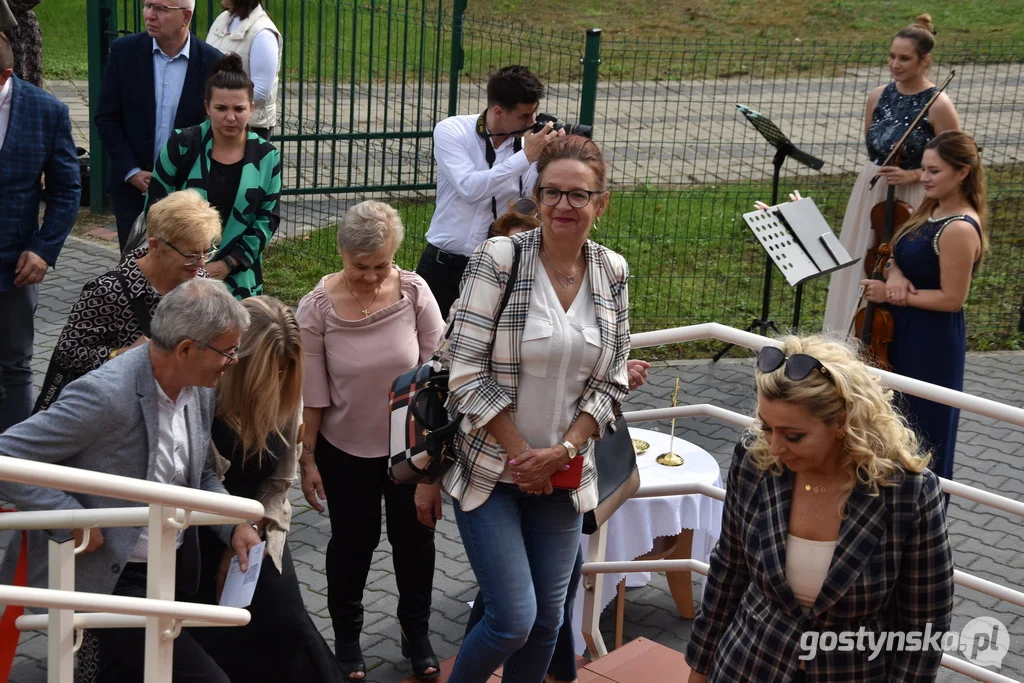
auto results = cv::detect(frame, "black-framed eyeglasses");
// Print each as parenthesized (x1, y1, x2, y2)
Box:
(143, 1, 188, 12)
(537, 187, 605, 209)
(756, 346, 834, 384)
(192, 340, 240, 362)
(160, 239, 218, 266)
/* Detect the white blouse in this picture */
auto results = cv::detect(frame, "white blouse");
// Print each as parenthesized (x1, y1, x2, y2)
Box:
(500, 267, 600, 482)
(785, 534, 838, 609)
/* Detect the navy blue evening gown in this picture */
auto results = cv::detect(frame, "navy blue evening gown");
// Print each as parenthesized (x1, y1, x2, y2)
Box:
(887, 214, 981, 481)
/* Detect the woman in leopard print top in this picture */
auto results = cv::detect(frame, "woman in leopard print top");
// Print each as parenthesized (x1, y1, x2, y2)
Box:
(51, 191, 221, 375)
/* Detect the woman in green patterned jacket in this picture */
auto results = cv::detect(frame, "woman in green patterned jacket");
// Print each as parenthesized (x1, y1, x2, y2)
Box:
(145, 53, 282, 299)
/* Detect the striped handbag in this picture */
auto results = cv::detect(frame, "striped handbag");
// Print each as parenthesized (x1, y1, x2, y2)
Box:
(388, 239, 521, 484)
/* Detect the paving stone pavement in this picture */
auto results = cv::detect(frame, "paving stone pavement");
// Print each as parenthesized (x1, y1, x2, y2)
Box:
(7, 236, 1024, 682)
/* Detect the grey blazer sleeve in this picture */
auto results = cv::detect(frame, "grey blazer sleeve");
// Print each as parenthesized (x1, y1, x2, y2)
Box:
(0, 377, 112, 512)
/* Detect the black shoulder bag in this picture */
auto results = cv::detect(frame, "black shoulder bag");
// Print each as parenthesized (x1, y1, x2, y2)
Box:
(388, 239, 522, 484)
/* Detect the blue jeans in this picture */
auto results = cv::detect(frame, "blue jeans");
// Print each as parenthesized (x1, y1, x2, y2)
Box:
(466, 545, 584, 680)
(451, 483, 582, 683)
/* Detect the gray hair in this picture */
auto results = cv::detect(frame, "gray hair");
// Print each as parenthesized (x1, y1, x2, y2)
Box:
(150, 279, 250, 351)
(336, 200, 405, 255)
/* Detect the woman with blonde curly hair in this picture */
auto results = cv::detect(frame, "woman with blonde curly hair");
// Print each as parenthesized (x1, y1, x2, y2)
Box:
(686, 335, 953, 683)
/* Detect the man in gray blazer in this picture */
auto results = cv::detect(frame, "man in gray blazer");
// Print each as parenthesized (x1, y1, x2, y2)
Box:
(0, 278, 262, 682)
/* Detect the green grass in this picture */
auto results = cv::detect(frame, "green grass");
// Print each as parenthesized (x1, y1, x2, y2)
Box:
(262, 166, 1024, 358)
(38, 0, 1024, 82)
(35, 0, 88, 80)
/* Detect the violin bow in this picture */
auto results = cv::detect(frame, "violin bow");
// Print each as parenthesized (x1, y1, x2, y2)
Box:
(869, 69, 956, 190)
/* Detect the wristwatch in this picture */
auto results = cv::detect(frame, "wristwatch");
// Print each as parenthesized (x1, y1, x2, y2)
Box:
(559, 440, 579, 462)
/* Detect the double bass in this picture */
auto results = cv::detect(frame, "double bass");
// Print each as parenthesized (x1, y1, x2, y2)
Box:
(854, 70, 956, 368)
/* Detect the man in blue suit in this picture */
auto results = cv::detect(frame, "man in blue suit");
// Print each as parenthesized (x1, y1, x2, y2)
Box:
(93, 0, 222, 250)
(0, 33, 81, 430)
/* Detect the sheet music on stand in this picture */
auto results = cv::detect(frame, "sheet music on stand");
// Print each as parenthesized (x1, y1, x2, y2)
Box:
(743, 197, 859, 287)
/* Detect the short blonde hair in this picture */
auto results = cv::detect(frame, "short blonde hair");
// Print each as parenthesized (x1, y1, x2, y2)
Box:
(746, 335, 930, 514)
(336, 200, 404, 256)
(147, 190, 222, 248)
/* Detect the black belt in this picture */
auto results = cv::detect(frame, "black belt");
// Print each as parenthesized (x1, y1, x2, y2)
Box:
(425, 242, 470, 268)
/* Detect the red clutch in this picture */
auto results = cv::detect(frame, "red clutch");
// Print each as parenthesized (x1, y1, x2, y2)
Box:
(549, 455, 583, 490)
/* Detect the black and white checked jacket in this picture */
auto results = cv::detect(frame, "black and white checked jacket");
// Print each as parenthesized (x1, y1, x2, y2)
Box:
(686, 443, 954, 682)
(441, 229, 631, 513)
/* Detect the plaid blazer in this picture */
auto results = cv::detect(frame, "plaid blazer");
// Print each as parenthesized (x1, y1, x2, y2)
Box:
(0, 76, 81, 291)
(685, 443, 954, 682)
(441, 229, 631, 512)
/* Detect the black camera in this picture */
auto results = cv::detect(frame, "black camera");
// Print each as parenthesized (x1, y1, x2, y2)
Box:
(530, 113, 592, 138)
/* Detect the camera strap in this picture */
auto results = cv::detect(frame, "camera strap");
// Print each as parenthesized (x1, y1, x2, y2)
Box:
(477, 111, 524, 221)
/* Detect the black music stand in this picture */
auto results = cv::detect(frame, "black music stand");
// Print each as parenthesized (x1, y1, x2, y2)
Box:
(713, 105, 826, 362)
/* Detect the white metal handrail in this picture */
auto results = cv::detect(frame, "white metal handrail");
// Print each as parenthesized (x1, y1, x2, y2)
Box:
(0, 585, 250, 625)
(0, 507, 244, 531)
(581, 485, 1024, 683)
(625, 405, 1024, 518)
(631, 323, 1024, 428)
(16, 613, 236, 631)
(584, 324, 1024, 681)
(0, 453, 265, 683)
(0, 455, 264, 520)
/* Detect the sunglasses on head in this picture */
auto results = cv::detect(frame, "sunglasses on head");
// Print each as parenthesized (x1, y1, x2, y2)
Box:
(756, 346, 834, 384)
(508, 197, 540, 217)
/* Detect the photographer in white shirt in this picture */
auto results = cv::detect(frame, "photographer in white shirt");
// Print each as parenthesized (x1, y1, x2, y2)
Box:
(416, 65, 561, 318)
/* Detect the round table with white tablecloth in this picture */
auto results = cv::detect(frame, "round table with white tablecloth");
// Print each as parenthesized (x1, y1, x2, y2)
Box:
(571, 427, 725, 655)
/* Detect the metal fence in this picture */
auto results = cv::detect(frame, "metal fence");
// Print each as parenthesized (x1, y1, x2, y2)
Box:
(86, 0, 1024, 349)
(584, 39, 1024, 350)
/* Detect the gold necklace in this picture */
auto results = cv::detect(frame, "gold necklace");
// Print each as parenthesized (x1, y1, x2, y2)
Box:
(342, 273, 383, 317)
(804, 483, 828, 495)
(540, 249, 584, 289)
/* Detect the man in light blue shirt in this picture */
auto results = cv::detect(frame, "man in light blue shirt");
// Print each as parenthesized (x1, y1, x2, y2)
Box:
(94, 0, 222, 250)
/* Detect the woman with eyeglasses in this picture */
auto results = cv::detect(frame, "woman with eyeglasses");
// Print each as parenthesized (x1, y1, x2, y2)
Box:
(685, 336, 954, 683)
(144, 53, 282, 299)
(418, 135, 631, 683)
(41, 190, 220, 409)
(188, 296, 346, 683)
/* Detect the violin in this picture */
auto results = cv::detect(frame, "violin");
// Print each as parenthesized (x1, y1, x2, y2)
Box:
(863, 199, 912, 278)
(854, 243, 895, 369)
(854, 70, 956, 367)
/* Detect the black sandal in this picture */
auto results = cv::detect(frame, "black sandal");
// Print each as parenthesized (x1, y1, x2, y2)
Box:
(401, 630, 440, 681)
(336, 641, 366, 682)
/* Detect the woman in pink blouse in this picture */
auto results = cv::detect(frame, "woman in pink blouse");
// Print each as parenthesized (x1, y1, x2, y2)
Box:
(296, 201, 445, 682)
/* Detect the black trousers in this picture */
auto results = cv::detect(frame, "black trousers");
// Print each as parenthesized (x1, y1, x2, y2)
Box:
(94, 563, 229, 683)
(314, 435, 435, 649)
(415, 243, 469, 321)
(109, 183, 146, 252)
